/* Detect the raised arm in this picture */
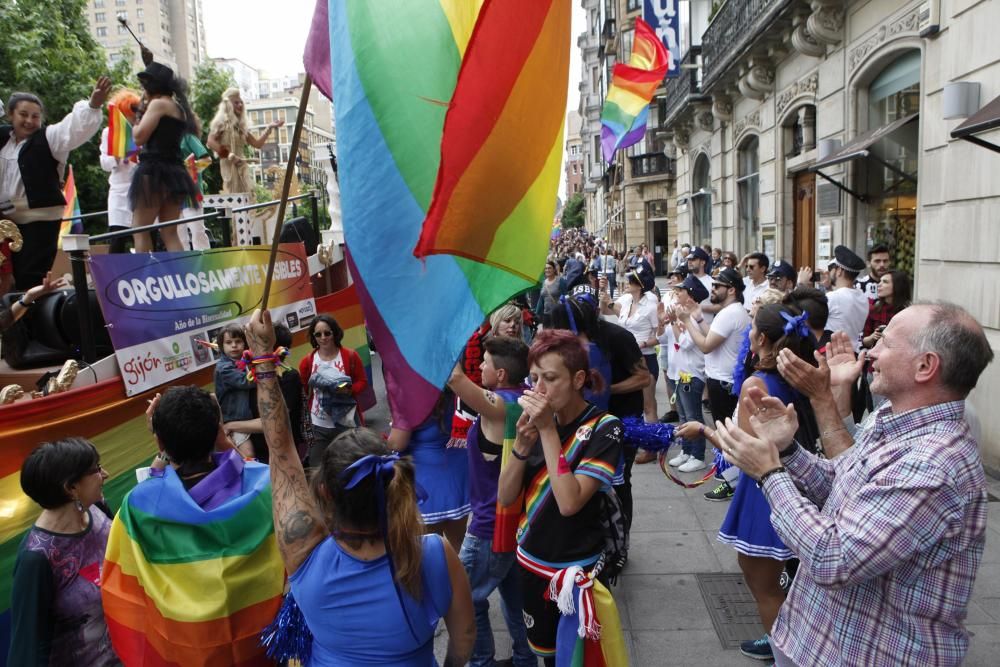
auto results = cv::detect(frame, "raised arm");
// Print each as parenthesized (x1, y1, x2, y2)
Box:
(446, 364, 506, 422)
(245, 309, 325, 574)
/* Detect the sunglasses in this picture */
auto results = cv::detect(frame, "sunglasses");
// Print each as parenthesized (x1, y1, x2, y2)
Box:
(314, 330, 334, 338)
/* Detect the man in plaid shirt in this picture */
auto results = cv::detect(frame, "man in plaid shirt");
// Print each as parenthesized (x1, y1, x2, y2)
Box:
(715, 302, 993, 666)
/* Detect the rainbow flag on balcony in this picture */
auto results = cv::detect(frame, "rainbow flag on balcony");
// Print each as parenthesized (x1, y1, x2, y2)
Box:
(600, 18, 669, 163)
(303, 0, 567, 428)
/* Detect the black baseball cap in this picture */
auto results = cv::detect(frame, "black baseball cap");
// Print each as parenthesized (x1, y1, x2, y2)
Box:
(832, 245, 865, 273)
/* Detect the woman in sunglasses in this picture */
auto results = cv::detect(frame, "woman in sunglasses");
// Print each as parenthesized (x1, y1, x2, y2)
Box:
(299, 314, 368, 466)
(9, 438, 118, 666)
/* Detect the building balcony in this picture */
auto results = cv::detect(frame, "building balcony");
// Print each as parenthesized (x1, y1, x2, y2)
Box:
(584, 93, 601, 114)
(700, 0, 796, 91)
(662, 46, 708, 128)
(601, 17, 616, 52)
(628, 152, 675, 180)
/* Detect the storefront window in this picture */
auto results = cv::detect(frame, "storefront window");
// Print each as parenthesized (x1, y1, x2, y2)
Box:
(692, 153, 712, 246)
(864, 50, 920, 275)
(737, 136, 760, 254)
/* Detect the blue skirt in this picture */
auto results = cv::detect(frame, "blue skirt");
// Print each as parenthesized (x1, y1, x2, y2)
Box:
(717, 471, 792, 560)
(410, 440, 470, 525)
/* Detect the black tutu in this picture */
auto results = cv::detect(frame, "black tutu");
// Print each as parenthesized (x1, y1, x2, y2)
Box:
(128, 158, 199, 209)
(128, 115, 200, 210)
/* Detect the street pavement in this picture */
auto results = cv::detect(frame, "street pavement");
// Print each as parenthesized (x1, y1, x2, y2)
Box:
(360, 311, 1000, 666)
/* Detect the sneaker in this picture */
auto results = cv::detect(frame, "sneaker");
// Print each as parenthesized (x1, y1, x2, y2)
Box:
(678, 457, 707, 473)
(740, 634, 773, 660)
(704, 480, 734, 502)
(659, 410, 679, 423)
(667, 452, 691, 467)
(714, 470, 725, 481)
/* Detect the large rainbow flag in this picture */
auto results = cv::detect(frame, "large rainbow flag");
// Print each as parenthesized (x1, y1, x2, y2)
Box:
(0, 286, 370, 661)
(101, 458, 283, 666)
(304, 0, 568, 428)
(106, 103, 138, 159)
(600, 18, 669, 163)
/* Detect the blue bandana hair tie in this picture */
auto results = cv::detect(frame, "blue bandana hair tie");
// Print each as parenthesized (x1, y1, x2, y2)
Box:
(781, 310, 811, 339)
(339, 452, 427, 642)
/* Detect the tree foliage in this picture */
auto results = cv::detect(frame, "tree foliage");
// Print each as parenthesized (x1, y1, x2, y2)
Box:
(0, 0, 108, 227)
(560, 193, 586, 229)
(190, 61, 235, 195)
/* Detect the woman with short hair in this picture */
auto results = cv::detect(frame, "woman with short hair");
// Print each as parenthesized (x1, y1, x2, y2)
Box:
(9, 438, 118, 666)
(497, 329, 626, 664)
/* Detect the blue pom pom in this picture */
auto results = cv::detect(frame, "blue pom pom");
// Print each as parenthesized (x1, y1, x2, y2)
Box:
(260, 591, 313, 663)
(713, 447, 731, 474)
(621, 417, 675, 451)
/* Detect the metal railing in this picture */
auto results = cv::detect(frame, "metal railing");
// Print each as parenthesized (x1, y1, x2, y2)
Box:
(662, 46, 706, 127)
(231, 192, 321, 243)
(701, 0, 795, 90)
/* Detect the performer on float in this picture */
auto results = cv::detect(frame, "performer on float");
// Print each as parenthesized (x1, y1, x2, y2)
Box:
(0, 78, 110, 289)
(99, 88, 141, 253)
(207, 88, 283, 195)
(129, 62, 200, 253)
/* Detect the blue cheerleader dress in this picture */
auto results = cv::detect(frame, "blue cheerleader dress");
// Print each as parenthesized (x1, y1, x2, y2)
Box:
(717, 370, 797, 560)
(408, 401, 471, 525)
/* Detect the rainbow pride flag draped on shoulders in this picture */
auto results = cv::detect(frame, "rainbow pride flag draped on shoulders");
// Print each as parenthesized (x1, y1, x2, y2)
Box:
(600, 18, 669, 163)
(304, 0, 568, 429)
(102, 453, 284, 666)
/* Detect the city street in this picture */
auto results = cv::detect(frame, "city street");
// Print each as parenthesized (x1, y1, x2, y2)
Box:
(360, 337, 1000, 666)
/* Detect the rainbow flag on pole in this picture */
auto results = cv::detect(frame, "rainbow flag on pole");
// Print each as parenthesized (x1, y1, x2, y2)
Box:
(107, 103, 139, 159)
(58, 164, 82, 245)
(101, 459, 284, 666)
(304, 0, 568, 428)
(600, 18, 669, 163)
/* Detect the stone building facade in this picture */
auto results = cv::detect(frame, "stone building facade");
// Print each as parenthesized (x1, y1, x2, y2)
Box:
(663, 0, 1000, 471)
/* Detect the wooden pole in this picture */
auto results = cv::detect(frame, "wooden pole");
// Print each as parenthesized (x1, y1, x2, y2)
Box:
(260, 74, 312, 311)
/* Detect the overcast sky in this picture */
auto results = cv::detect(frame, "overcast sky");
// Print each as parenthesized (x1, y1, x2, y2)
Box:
(202, 0, 585, 192)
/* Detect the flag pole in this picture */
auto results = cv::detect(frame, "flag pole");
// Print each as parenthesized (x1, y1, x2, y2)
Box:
(260, 74, 312, 311)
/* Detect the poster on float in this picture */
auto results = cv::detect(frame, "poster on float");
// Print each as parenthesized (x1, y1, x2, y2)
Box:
(90, 243, 316, 396)
(644, 0, 680, 78)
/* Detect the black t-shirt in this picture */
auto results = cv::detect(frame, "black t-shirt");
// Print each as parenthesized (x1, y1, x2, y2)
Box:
(517, 404, 623, 565)
(595, 320, 645, 419)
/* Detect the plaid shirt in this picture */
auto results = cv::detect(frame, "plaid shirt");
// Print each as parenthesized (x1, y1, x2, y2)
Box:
(763, 400, 987, 666)
(863, 300, 898, 338)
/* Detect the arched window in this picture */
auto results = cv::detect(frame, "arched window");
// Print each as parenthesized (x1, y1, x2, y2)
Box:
(737, 136, 760, 253)
(691, 153, 712, 246)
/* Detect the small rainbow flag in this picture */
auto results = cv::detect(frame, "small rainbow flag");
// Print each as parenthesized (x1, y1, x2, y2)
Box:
(101, 458, 284, 666)
(600, 18, 669, 163)
(58, 165, 82, 245)
(107, 103, 138, 159)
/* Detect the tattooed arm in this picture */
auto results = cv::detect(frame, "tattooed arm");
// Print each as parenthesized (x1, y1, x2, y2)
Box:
(245, 309, 325, 574)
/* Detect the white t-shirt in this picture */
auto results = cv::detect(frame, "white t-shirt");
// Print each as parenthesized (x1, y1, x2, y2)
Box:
(616, 291, 659, 355)
(826, 286, 869, 352)
(695, 273, 715, 325)
(743, 277, 770, 312)
(672, 327, 706, 381)
(704, 302, 751, 382)
(309, 354, 351, 428)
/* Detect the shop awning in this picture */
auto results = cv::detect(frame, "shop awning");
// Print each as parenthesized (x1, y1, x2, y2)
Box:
(810, 112, 919, 201)
(951, 93, 1000, 154)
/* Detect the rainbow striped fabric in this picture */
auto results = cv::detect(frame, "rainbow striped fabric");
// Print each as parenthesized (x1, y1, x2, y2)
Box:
(304, 0, 567, 428)
(101, 458, 284, 666)
(600, 18, 669, 163)
(412, 0, 569, 281)
(106, 103, 138, 159)
(58, 164, 82, 242)
(0, 286, 370, 659)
